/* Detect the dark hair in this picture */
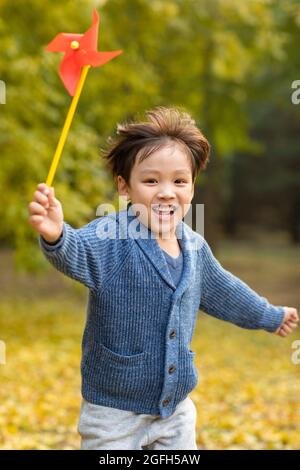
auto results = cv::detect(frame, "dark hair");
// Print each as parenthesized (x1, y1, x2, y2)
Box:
(101, 106, 210, 185)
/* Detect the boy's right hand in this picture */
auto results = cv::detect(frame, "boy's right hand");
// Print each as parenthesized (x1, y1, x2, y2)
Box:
(28, 183, 64, 243)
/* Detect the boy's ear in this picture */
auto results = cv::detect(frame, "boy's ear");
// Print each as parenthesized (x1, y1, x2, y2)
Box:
(117, 175, 130, 200)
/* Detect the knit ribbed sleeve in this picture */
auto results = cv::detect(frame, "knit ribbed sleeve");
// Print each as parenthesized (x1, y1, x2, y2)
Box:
(199, 238, 285, 333)
(38, 218, 115, 290)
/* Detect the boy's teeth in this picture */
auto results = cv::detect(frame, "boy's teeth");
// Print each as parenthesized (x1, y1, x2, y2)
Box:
(152, 207, 175, 214)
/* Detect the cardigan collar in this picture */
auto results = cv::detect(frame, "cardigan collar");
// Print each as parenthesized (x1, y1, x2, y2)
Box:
(111, 207, 202, 296)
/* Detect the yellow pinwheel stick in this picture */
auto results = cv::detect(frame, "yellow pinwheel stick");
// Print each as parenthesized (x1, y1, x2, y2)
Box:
(45, 65, 91, 187)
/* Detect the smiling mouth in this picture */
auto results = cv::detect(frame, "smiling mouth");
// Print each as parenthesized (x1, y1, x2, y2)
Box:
(151, 206, 177, 219)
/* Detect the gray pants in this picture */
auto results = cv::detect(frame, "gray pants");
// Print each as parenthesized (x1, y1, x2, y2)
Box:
(77, 396, 198, 450)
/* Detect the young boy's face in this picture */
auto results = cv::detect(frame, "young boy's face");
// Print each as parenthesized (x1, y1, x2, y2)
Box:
(117, 143, 195, 239)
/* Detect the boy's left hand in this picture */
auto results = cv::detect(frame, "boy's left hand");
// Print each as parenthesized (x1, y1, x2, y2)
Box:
(275, 307, 299, 337)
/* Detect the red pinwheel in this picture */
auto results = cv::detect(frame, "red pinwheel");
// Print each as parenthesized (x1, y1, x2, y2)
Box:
(46, 8, 122, 96)
(44, 9, 123, 187)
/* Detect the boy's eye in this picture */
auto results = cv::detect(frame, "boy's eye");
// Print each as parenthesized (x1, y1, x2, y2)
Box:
(144, 179, 187, 184)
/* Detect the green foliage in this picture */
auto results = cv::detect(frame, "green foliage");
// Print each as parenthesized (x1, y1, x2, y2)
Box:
(0, 0, 299, 269)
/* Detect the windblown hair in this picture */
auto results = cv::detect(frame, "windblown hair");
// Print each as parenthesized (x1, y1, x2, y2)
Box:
(101, 106, 210, 185)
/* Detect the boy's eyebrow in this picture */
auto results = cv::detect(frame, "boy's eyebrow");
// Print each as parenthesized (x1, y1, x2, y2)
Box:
(139, 169, 191, 175)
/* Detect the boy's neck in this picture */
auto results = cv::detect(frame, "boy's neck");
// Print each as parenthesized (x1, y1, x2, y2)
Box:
(157, 234, 181, 257)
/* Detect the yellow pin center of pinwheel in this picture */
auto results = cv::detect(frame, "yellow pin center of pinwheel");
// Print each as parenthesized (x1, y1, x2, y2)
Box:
(70, 41, 80, 50)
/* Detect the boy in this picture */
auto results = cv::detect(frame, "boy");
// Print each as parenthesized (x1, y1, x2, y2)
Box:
(28, 107, 299, 450)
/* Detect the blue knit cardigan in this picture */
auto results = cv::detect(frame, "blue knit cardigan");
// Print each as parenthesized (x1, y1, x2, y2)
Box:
(39, 207, 285, 418)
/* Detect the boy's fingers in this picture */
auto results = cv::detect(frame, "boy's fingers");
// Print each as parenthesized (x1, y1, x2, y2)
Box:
(37, 183, 50, 194)
(48, 187, 58, 206)
(282, 324, 293, 334)
(286, 321, 298, 329)
(279, 328, 287, 337)
(286, 307, 299, 321)
(34, 191, 49, 207)
(28, 201, 47, 215)
(29, 214, 44, 225)
(292, 310, 299, 321)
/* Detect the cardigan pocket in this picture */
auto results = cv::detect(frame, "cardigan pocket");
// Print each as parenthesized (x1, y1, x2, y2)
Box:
(95, 341, 147, 368)
(181, 348, 198, 394)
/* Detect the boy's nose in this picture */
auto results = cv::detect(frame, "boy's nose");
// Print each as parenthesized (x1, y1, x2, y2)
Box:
(156, 187, 176, 199)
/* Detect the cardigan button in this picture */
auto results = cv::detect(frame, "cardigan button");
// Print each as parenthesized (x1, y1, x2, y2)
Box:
(168, 365, 176, 374)
(162, 399, 170, 407)
(169, 330, 176, 338)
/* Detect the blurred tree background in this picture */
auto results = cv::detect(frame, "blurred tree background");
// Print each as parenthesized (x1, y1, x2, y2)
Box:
(0, 0, 299, 450)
